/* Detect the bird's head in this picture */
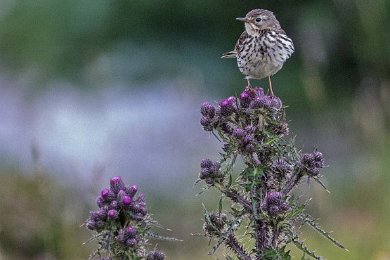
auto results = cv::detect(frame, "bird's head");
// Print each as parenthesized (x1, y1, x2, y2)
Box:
(237, 9, 281, 35)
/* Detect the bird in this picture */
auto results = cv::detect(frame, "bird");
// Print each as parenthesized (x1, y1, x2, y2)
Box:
(222, 9, 294, 95)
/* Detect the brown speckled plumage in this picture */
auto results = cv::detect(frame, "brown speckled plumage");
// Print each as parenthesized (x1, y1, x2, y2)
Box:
(222, 9, 294, 94)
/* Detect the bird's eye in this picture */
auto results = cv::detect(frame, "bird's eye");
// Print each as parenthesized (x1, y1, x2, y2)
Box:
(255, 18, 262, 23)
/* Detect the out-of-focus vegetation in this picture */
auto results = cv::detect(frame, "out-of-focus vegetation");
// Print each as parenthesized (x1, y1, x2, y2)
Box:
(1, 1, 390, 97)
(0, 168, 93, 259)
(0, 0, 389, 259)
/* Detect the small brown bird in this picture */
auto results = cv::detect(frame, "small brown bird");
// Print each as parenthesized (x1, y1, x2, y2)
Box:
(222, 9, 294, 95)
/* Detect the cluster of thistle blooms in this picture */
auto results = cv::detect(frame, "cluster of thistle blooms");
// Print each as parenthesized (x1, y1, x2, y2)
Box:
(198, 87, 331, 259)
(200, 87, 324, 183)
(200, 87, 290, 167)
(86, 176, 165, 260)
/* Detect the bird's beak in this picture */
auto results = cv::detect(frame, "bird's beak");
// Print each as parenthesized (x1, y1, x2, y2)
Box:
(236, 17, 249, 23)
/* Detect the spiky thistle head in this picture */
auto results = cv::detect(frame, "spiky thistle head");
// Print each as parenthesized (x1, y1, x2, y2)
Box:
(85, 176, 169, 259)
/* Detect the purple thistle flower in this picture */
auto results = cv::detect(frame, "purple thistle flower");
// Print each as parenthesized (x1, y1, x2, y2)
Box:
(116, 226, 137, 245)
(279, 202, 289, 211)
(243, 134, 253, 144)
(227, 96, 236, 103)
(89, 210, 101, 221)
(262, 191, 289, 216)
(301, 153, 314, 164)
(123, 196, 132, 205)
(124, 184, 138, 197)
(200, 160, 220, 176)
(125, 226, 137, 238)
(240, 88, 256, 108)
(131, 203, 147, 216)
(268, 205, 281, 215)
(147, 250, 165, 260)
(219, 96, 236, 116)
(254, 87, 265, 97)
(107, 209, 119, 220)
(101, 188, 116, 202)
(271, 159, 293, 177)
(210, 162, 221, 175)
(200, 116, 212, 127)
(86, 220, 97, 230)
(199, 168, 210, 179)
(265, 191, 282, 204)
(199, 160, 223, 184)
(200, 102, 216, 118)
(134, 193, 146, 204)
(96, 207, 108, 219)
(131, 204, 147, 219)
(271, 122, 289, 136)
(209, 212, 227, 229)
(121, 195, 132, 207)
(313, 151, 325, 168)
(269, 96, 283, 111)
(301, 151, 325, 176)
(126, 238, 138, 247)
(200, 116, 214, 131)
(244, 125, 256, 133)
(96, 195, 105, 208)
(101, 188, 110, 197)
(251, 95, 273, 110)
(95, 220, 105, 229)
(109, 200, 119, 210)
(115, 232, 126, 244)
(233, 128, 245, 139)
(204, 212, 227, 236)
(117, 189, 127, 200)
(201, 158, 213, 169)
(110, 176, 125, 194)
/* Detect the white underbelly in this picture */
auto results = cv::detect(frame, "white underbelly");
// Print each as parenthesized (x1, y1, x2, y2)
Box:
(238, 58, 283, 79)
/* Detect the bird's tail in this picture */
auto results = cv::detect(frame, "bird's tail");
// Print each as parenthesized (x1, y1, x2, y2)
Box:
(221, 51, 237, 58)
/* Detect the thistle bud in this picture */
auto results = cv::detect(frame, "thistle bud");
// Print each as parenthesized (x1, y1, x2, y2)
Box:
(201, 102, 216, 118)
(147, 250, 165, 260)
(107, 209, 119, 220)
(110, 176, 125, 194)
(219, 97, 236, 116)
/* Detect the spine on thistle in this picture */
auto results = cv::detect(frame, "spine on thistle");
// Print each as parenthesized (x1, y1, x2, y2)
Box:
(197, 87, 346, 259)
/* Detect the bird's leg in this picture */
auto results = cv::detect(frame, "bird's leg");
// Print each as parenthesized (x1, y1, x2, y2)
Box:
(268, 76, 274, 96)
(246, 78, 252, 88)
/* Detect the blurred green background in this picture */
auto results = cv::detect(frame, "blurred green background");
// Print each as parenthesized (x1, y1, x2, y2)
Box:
(0, 0, 389, 259)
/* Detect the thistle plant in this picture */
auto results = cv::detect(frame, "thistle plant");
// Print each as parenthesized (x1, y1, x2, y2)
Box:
(85, 176, 176, 260)
(198, 87, 346, 259)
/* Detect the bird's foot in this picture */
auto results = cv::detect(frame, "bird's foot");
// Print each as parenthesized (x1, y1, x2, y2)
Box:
(246, 79, 252, 89)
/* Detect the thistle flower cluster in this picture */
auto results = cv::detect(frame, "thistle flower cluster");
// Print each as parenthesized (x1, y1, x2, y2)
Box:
(201, 88, 289, 167)
(261, 191, 289, 216)
(200, 159, 223, 185)
(85, 176, 166, 260)
(301, 151, 325, 177)
(198, 87, 345, 259)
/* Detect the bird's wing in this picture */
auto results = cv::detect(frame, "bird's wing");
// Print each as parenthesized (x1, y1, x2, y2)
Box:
(221, 51, 237, 58)
(234, 31, 249, 55)
(221, 31, 248, 59)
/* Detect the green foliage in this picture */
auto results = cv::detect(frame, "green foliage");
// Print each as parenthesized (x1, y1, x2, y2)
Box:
(0, 169, 90, 259)
(262, 246, 292, 260)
